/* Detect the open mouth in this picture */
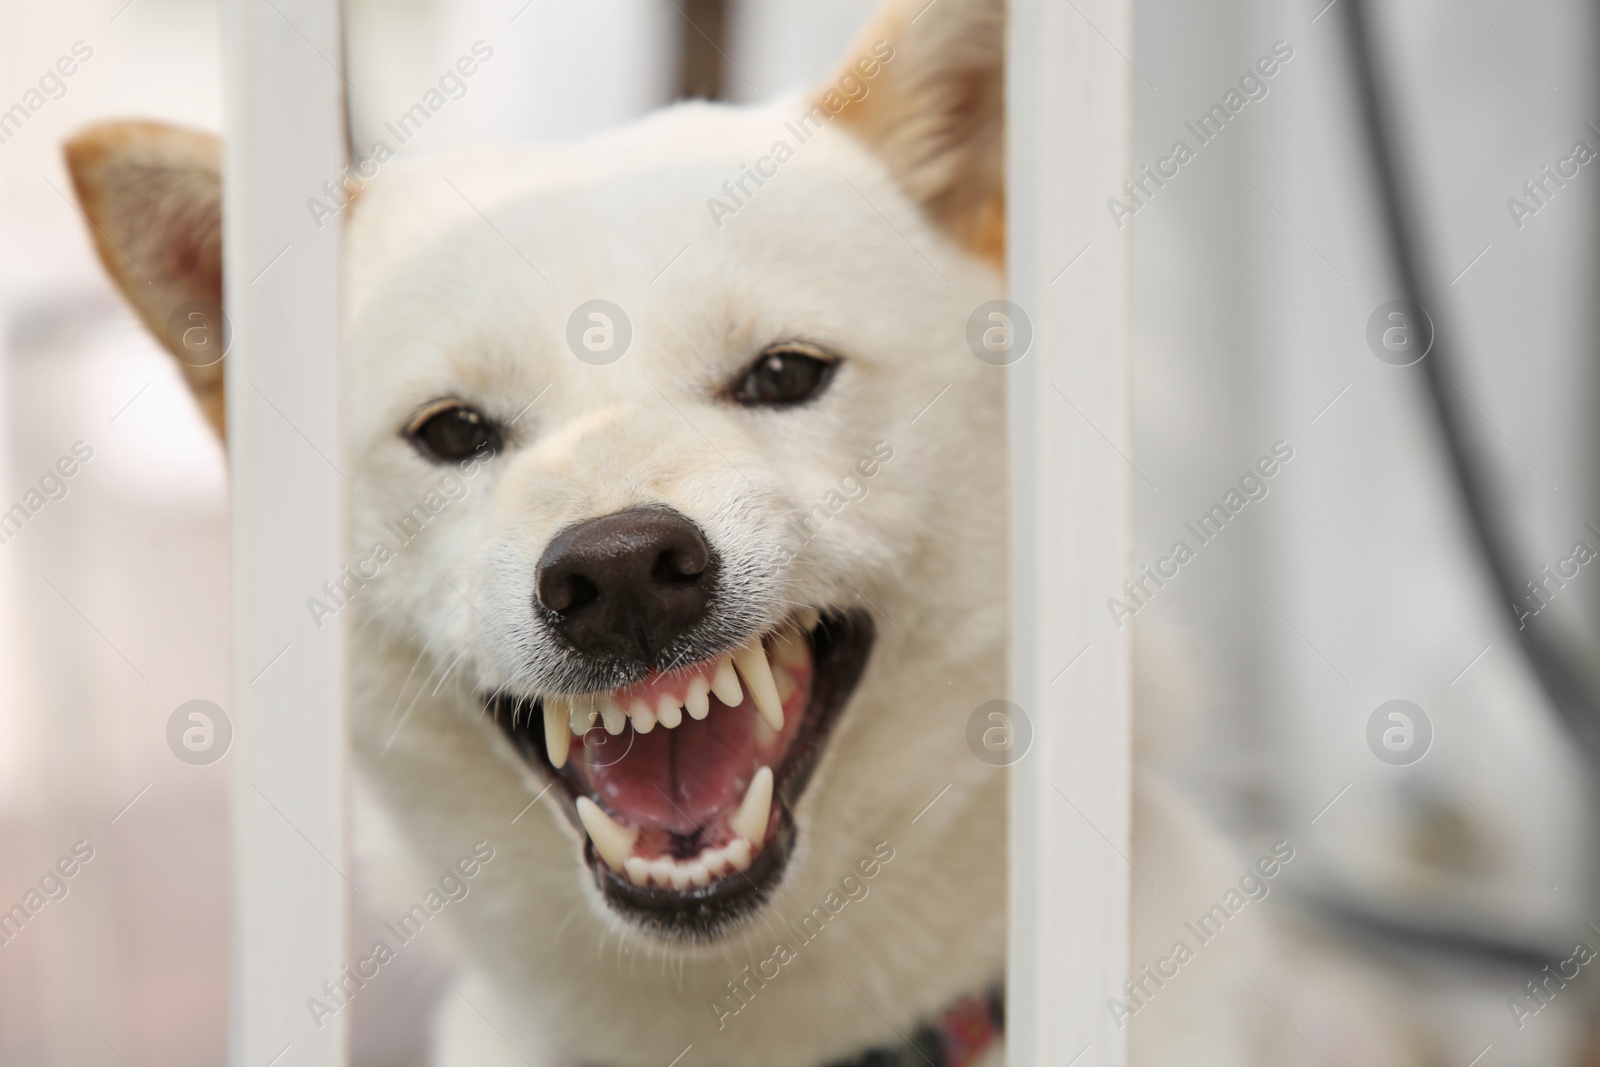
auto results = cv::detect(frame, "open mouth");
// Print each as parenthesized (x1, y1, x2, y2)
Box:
(489, 609, 874, 940)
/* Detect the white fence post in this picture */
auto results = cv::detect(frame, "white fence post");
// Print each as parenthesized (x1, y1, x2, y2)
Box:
(1007, 0, 1133, 1064)
(223, 0, 348, 1064)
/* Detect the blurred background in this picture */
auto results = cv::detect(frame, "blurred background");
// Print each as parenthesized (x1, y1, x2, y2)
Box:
(1, 0, 1597, 1064)
(1130, 3, 1600, 1066)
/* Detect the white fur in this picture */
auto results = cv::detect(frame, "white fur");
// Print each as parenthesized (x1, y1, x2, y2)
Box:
(331, 82, 1454, 1067)
(342, 100, 1008, 1066)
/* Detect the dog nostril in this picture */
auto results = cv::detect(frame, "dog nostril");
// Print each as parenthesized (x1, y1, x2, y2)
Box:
(533, 506, 717, 661)
(540, 572, 599, 614)
(653, 545, 707, 585)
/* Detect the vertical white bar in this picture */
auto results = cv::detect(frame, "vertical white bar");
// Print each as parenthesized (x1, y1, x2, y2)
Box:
(223, 1, 347, 1065)
(1006, 1, 1132, 1065)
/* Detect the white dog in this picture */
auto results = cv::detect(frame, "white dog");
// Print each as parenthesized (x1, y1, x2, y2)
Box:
(61, 1, 1440, 1064)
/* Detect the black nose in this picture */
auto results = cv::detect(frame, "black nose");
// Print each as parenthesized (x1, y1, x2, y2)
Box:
(536, 506, 715, 662)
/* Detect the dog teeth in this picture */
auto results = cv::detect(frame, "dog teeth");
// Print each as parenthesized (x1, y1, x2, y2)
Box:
(656, 692, 684, 728)
(627, 698, 656, 733)
(685, 676, 710, 719)
(729, 766, 773, 844)
(561, 620, 807, 752)
(797, 607, 821, 632)
(710, 655, 742, 706)
(575, 797, 637, 873)
(543, 698, 571, 769)
(594, 772, 775, 891)
(627, 846, 742, 889)
(733, 642, 784, 731)
(568, 696, 597, 737)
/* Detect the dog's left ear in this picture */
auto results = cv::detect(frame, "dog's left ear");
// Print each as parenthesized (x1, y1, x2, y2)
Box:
(827, 0, 1005, 265)
(64, 120, 227, 438)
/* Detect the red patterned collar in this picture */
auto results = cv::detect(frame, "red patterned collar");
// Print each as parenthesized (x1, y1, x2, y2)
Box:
(824, 986, 1003, 1067)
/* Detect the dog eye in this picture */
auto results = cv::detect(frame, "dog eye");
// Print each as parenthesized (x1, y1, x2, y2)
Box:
(406, 401, 500, 462)
(731, 345, 837, 407)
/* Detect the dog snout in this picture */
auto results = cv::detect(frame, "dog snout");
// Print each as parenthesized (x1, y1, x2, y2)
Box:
(535, 506, 716, 662)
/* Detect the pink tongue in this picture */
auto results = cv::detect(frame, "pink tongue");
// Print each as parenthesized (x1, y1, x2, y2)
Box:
(572, 697, 756, 835)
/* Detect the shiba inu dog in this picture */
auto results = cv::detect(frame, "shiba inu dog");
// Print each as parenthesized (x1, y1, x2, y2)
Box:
(67, 2, 1006, 1061)
(59, 0, 1442, 1064)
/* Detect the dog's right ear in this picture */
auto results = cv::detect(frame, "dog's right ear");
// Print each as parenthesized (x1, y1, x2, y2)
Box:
(827, 0, 1005, 266)
(64, 120, 226, 439)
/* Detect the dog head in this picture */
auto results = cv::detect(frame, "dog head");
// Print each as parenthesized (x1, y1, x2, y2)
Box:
(66, 0, 1006, 1009)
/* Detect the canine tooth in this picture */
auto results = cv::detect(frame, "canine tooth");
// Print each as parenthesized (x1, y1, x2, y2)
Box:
(569, 695, 597, 736)
(798, 607, 821, 631)
(685, 676, 710, 719)
(599, 698, 626, 735)
(575, 797, 637, 873)
(543, 699, 571, 769)
(686, 860, 711, 887)
(624, 856, 651, 887)
(724, 837, 752, 871)
(656, 693, 684, 728)
(733, 643, 784, 731)
(629, 698, 657, 733)
(729, 766, 773, 844)
(771, 662, 798, 704)
(647, 857, 675, 885)
(710, 656, 742, 706)
(701, 848, 728, 877)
